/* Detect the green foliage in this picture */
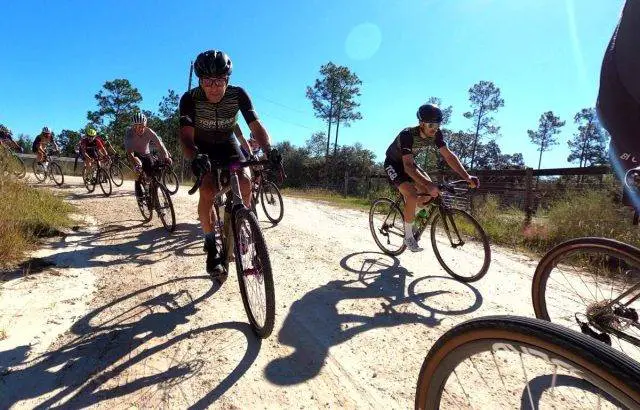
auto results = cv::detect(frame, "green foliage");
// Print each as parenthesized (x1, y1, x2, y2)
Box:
(463, 80, 505, 169)
(528, 111, 565, 170)
(567, 108, 609, 167)
(56, 129, 82, 156)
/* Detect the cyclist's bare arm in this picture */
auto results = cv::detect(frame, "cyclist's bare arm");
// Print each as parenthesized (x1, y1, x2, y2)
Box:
(248, 120, 272, 152)
(179, 126, 197, 159)
(150, 132, 171, 161)
(127, 150, 142, 168)
(439, 146, 476, 187)
(234, 124, 253, 157)
(402, 154, 439, 196)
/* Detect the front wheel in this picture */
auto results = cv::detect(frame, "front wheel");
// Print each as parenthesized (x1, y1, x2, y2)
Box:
(12, 154, 26, 179)
(233, 207, 275, 338)
(135, 180, 153, 222)
(110, 163, 124, 187)
(369, 198, 406, 256)
(154, 183, 176, 232)
(49, 162, 64, 186)
(430, 208, 490, 282)
(162, 168, 179, 195)
(83, 167, 96, 193)
(33, 161, 46, 182)
(415, 315, 640, 409)
(97, 168, 112, 197)
(260, 180, 284, 224)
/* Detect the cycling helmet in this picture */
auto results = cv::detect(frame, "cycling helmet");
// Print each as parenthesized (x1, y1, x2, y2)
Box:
(42, 126, 52, 134)
(132, 112, 147, 125)
(86, 128, 97, 137)
(417, 104, 443, 123)
(194, 50, 233, 78)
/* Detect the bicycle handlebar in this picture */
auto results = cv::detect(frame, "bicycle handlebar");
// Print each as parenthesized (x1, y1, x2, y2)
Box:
(188, 159, 273, 195)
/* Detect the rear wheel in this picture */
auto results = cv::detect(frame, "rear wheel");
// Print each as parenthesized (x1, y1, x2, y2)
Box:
(33, 161, 46, 182)
(415, 315, 640, 409)
(110, 163, 124, 187)
(97, 168, 112, 197)
(12, 154, 26, 179)
(162, 168, 179, 195)
(233, 207, 275, 338)
(369, 197, 406, 256)
(260, 180, 284, 224)
(49, 162, 64, 186)
(430, 208, 490, 282)
(154, 183, 176, 232)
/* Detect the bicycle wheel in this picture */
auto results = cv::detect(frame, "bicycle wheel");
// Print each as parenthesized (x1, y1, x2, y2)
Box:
(162, 168, 179, 195)
(110, 163, 124, 187)
(369, 197, 406, 256)
(415, 315, 640, 410)
(33, 161, 46, 182)
(135, 180, 153, 222)
(49, 162, 64, 186)
(83, 167, 96, 193)
(154, 183, 176, 232)
(260, 180, 284, 224)
(97, 168, 112, 197)
(12, 154, 26, 179)
(532, 237, 640, 364)
(430, 208, 490, 282)
(233, 207, 275, 338)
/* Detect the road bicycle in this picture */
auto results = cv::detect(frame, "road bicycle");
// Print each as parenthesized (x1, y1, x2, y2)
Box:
(33, 148, 64, 187)
(135, 162, 176, 233)
(82, 156, 112, 197)
(250, 164, 284, 224)
(0, 145, 26, 179)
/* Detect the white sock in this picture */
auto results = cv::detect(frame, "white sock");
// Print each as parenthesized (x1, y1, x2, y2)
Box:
(404, 222, 414, 238)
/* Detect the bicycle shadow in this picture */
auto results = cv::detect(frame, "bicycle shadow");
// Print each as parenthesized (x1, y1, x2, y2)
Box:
(0, 276, 262, 409)
(265, 251, 483, 386)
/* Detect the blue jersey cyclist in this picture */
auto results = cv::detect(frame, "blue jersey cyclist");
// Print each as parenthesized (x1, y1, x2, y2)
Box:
(384, 103, 479, 252)
(179, 49, 281, 278)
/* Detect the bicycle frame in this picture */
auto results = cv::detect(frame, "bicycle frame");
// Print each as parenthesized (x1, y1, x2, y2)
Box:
(589, 278, 640, 348)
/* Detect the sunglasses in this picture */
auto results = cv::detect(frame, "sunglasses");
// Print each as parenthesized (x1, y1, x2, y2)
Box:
(201, 77, 228, 87)
(424, 122, 440, 130)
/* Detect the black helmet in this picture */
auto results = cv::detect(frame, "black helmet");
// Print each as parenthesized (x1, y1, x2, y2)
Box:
(194, 50, 233, 78)
(417, 104, 443, 123)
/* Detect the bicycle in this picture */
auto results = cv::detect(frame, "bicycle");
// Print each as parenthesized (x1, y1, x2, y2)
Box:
(33, 148, 64, 186)
(82, 156, 112, 197)
(108, 153, 128, 187)
(369, 180, 491, 282)
(415, 315, 640, 409)
(250, 165, 284, 224)
(134, 161, 176, 233)
(189, 157, 276, 338)
(532, 237, 640, 363)
(156, 156, 179, 195)
(0, 145, 26, 179)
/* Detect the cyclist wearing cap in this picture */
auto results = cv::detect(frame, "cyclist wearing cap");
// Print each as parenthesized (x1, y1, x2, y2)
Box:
(32, 126, 59, 164)
(124, 112, 172, 192)
(179, 49, 280, 277)
(597, 0, 640, 208)
(79, 127, 109, 172)
(384, 103, 479, 252)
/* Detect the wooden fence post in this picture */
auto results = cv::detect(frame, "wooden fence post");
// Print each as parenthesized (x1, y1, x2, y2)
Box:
(524, 167, 534, 225)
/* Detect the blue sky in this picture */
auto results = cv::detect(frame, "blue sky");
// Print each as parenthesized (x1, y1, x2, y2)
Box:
(0, 0, 623, 168)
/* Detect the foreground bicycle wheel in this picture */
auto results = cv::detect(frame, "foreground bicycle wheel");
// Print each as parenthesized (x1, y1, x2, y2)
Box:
(162, 168, 179, 195)
(135, 180, 153, 222)
(260, 180, 284, 224)
(532, 237, 640, 364)
(369, 197, 406, 256)
(33, 161, 47, 182)
(233, 207, 275, 338)
(49, 162, 64, 186)
(415, 315, 640, 409)
(430, 208, 490, 282)
(154, 184, 176, 232)
(110, 163, 124, 187)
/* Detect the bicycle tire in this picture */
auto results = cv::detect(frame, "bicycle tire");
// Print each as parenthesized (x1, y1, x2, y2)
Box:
(135, 180, 153, 222)
(49, 162, 64, 186)
(13, 154, 26, 179)
(532, 237, 640, 357)
(260, 180, 284, 224)
(33, 161, 46, 182)
(162, 168, 179, 195)
(154, 183, 176, 232)
(369, 197, 407, 256)
(430, 208, 491, 282)
(415, 315, 640, 410)
(110, 163, 124, 187)
(97, 168, 112, 197)
(83, 167, 96, 193)
(232, 207, 275, 338)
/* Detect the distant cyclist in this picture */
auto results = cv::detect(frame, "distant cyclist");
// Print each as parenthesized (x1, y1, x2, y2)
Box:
(79, 127, 109, 172)
(32, 127, 59, 164)
(0, 126, 22, 152)
(383, 103, 479, 252)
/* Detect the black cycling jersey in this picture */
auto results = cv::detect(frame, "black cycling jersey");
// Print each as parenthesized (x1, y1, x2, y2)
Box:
(385, 126, 446, 163)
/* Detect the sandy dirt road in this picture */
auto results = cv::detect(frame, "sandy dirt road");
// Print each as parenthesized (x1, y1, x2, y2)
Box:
(0, 175, 542, 409)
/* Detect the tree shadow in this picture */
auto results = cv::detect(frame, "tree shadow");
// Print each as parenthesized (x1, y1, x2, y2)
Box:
(0, 276, 261, 409)
(265, 251, 482, 386)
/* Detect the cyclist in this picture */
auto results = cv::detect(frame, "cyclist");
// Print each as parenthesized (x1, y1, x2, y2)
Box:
(384, 103, 479, 252)
(179, 49, 280, 277)
(597, 0, 640, 209)
(79, 127, 109, 173)
(124, 112, 172, 195)
(0, 126, 22, 152)
(32, 127, 59, 164)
